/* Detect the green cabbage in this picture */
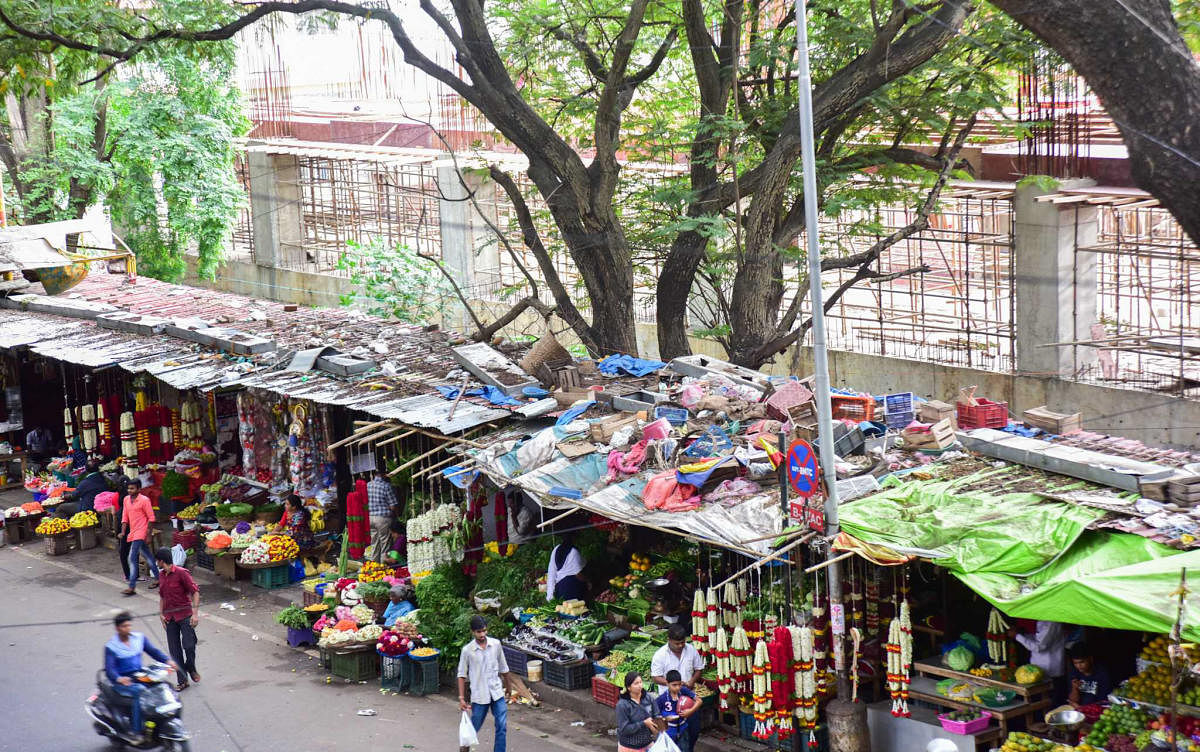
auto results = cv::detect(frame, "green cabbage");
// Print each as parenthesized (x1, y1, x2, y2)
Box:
(945, 646, 975, 671)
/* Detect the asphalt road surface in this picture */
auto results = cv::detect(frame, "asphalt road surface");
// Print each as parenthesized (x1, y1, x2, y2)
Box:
(0, 541, 611, 752)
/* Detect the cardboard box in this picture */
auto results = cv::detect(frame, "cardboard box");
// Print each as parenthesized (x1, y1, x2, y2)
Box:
(588, 414, 638, 444)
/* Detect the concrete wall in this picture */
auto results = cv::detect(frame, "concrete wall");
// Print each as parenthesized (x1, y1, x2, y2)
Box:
(183, 255, 347, 310)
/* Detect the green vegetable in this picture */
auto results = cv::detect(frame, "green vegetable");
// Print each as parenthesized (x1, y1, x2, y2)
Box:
(161, 471, 191, 500)
(945, 646, 975, 672)
(275, 605, 310, 630)
(357, 581, 392, 601)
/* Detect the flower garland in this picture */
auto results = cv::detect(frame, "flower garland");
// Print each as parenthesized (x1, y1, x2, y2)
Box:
(751, 638, 774, 740)
(706, 587, 719, 658)
(730, 625, 753, 698)
(986, 608, 1010, 665)
(691, 589, 708, 654)
(714, 627, 733, 711)
(792, 626, 818, 739)
(768, 627, 793, 741)
(885, 600, 913, 717)
(722, 582, 741, 629)
(81, 404, 97, 452)
(63, 407, 75, 446)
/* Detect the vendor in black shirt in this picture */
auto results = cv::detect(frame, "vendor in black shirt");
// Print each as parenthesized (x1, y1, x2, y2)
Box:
(1067, 643, 1113, 707)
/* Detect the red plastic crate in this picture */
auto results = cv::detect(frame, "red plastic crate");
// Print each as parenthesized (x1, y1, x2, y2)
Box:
(830, 395, 874, 422)
(592, 675, 620, 707)
(957, 399, 1009, 429)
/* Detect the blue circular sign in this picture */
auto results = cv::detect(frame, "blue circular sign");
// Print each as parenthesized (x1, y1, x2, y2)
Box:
(786, 439, 821, 498)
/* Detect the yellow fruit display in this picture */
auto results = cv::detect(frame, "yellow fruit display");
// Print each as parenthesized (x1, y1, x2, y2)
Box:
(999, 732, 1069, 752)
(1120, 663, 1174, 706)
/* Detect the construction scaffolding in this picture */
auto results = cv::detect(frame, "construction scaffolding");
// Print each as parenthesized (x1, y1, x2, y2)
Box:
(818, 185, 1017, 371)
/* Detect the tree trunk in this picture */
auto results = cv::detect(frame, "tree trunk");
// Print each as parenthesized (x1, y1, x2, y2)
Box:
(656, 230, 708, 359)
(991, 0, 1200, 246)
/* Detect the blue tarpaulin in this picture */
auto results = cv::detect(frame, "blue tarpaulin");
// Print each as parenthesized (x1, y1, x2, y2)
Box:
(435, 384, 521, 406)
(596, 354, 667, 377)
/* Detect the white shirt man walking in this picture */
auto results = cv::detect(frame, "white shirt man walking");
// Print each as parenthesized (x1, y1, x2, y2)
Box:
(458, 614, 510, 752)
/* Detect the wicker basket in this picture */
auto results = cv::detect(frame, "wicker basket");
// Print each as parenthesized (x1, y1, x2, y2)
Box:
(255, 508, 284, 525)
(45, 533, 71, 556)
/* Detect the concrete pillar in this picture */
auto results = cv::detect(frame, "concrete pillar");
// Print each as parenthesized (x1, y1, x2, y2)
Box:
(1013, 179, 1099, 377)
(436, 166, 500, 296)
(248, 148, 305, 269)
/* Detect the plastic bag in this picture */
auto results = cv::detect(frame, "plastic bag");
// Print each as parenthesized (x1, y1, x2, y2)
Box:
(648, 733, 681, 752)
(170, 544, 187, 566)
(459, 711, 479, 749)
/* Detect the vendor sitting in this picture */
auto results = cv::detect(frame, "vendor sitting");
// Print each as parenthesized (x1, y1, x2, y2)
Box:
(386, 518, 407, 564)
(278, 494, 315, 549)
(1067, 643, 1113, 707)
(655, 670, 699, 752)
(382, 584, 415, 627)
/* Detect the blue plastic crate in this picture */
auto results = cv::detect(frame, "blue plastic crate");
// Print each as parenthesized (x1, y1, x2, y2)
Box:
(884, 410, 915, 429)
(884, 392, 914, 415)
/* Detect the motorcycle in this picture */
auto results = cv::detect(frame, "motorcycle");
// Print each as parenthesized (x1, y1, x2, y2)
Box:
(85, 662, 192, 751)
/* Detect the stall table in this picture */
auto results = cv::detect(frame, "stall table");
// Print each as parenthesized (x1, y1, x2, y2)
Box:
(908, 659, 1054, 737)
(0, 452, 25, 489)
(868, 701, 1002, 752)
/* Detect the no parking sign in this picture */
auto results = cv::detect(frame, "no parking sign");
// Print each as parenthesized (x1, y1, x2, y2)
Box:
(786, 439, 820, 498)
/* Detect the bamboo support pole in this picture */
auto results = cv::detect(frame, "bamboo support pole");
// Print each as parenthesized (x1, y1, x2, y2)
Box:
(713, 532, 815, 589)
(328, 419, 392, 449)
(376, 429, 418, 448)
(411, 454, 458, 479)
(387, 443, 447, 476)
(536, 508, 577, 529)
(804, 550, 855, 574)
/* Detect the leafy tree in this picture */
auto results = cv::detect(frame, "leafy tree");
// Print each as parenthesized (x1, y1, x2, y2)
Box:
(337, 238, 455, 323)
(0, 2, 247, 280)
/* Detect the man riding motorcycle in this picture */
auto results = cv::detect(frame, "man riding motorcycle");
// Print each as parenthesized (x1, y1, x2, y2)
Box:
(105, 611, 178, 744)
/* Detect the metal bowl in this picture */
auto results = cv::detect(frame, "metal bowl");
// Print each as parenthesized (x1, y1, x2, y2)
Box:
(1046, 709, 1085, 730)
(645, 578, 671, 590)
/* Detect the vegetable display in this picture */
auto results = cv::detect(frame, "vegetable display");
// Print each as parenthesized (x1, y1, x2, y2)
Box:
(276, 606, 311, 630)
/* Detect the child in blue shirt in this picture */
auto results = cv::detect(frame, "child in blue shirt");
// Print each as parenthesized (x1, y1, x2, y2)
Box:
(655, 670, 699, 752)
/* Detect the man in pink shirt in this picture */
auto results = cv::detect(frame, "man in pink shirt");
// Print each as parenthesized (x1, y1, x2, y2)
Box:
(120, 479, 159, 596)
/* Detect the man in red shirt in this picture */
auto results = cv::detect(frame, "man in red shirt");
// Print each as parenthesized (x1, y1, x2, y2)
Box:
(120, 479, 159, 596)
(154, 547, 201, 692)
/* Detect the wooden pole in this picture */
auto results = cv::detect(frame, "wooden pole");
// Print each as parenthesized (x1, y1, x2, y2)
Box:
(446, 374, 470, 422)
(352, 424, 405, 446)
(536, 508, 577, 529)
(376, 429, 418, 448)
(328, 419, 392, 450)
(411, 454, 458, 479)
(804, 550, 855, 574)
(387, 443, 447, 476)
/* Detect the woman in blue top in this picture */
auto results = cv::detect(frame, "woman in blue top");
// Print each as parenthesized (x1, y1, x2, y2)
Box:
(105, 611, 176, 742)
(382, 584, 415, 627)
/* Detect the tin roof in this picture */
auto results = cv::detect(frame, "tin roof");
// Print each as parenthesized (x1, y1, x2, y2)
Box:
(0, 272, 526, 432)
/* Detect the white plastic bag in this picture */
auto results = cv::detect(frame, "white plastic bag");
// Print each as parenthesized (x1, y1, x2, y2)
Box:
(459, 711, 479, 749)
(648, 733, 681, 752)
(170, 544, 187, 566)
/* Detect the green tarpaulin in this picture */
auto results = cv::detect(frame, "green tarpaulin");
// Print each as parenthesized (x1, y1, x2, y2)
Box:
(838, 469, 1104, 576)
(839, 471, 1200, 638)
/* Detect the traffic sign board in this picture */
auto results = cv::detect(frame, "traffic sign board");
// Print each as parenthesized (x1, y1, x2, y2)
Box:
(786, 439, 820, 498)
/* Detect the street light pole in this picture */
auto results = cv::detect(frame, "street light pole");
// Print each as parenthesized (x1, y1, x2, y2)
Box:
(793, 0, 848, 698)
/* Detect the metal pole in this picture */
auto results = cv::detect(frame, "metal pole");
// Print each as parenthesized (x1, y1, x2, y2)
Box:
(779, 431, 794, 627)
(794, 0, 847, 694)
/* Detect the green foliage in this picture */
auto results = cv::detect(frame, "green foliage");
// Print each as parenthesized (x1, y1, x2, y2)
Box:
(415, 564, 473, 668)
(1016, 175, 1061, 192)
(337, 239, 455, 323)
(275, 605, 310, 630)
(356, 580, 392, 601)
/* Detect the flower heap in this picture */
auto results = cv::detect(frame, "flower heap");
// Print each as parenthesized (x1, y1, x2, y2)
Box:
(358, 561, 390, 583)
(239, 539, 272, 565)
(263, 534, 299, 562)
(691, 589, 708, 655)
(767, 627, 794, 741)
(69, 510, 99, 528)
(885, 600, 913, 717)
(317, 604, 382, 648)
(750, 639, 774, 740)
(36, 517, 70, 536)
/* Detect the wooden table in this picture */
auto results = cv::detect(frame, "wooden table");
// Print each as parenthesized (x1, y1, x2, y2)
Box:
(908, 660, 1055, 737)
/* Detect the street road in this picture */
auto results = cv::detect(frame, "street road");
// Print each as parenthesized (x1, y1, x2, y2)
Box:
(0, 542, 608, 752)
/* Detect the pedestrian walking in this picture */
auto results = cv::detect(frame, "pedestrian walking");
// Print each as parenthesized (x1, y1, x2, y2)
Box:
(364, 470, 398, 563)
(616, 672, 665, 752)
(154, 547, 201, 692)
(120, 479, 159, 596)
(457, 614, 510, 752)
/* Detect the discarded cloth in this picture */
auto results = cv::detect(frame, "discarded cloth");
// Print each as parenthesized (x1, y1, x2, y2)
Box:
(596, 354, 667, 377)
(703, 478, 762, 507)
(516, 427, 560, 471)
(642, 470, 699, 512)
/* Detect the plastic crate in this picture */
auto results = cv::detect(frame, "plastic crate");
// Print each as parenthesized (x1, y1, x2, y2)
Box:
(884, 410, 915, 429)
(938, 711, 992, 735)
(330, 648, 380, 681)
(302, 589, 323, 607)
(957, 398, 1009, 429)
(591, 675, 620, 707)
(380, 654, 412, 692)
(196, 550, 215, 571)
(883, 392, 914, 416)
(319, 647, 332, 669)
(250, 564, 291, 590)
(830, 394, 875, 422)
(544, 659, 592, 691)
(410, 656, 440, 695)
(502, 643, 529, 677)
(286, 627, 315, 648)
(738, 710, 777, 745)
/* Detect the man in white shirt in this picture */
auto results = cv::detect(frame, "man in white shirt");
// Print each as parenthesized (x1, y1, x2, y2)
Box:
(651, 623, 705, 690)
(458, 614, 510, 752)
(1015, 620, 1068, 700)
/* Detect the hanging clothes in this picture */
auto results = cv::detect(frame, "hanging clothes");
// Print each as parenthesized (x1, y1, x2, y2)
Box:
(345, 478, 370, 560)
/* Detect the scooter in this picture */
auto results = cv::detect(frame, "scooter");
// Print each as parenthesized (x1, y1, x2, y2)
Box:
(85, 662, 192, 751)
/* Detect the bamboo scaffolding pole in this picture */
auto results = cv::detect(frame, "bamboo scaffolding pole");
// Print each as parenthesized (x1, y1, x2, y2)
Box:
(387, 443, 447, 476)
(352, 424, 405, 446)
(411, 454, 458, 479)
(536, 508, 577, 529)
(376, 429, 418, 448)
(329, 419, 392, 449)
(804, 550, 855, 574)
(713, 532, 815, 589)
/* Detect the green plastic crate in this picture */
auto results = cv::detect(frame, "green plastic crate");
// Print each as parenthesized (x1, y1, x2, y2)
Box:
(330, 649, 379, 682)
(410, 658, 440, 695)
(380, 654, 412, 692)
(250, 564, 290, 590)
